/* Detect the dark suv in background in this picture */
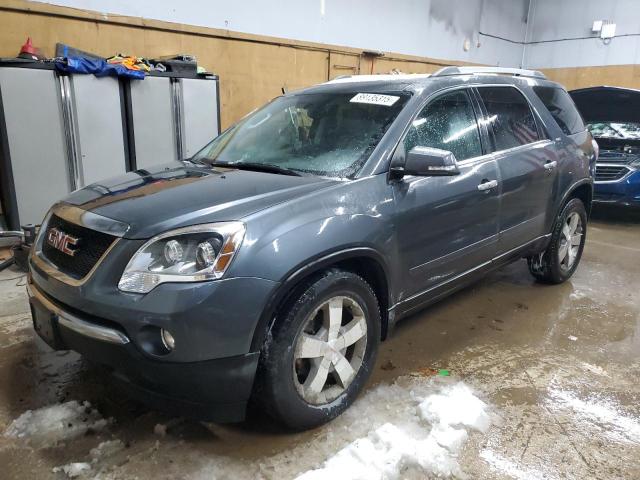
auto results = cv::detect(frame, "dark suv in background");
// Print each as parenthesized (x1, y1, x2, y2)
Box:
(28, 66, 595, 430)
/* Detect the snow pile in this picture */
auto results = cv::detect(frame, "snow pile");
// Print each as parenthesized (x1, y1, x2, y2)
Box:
(52, 462, 91, 478)
(3, 400, 110, 447)
(418, 382, 490, 433)
(50, 439, 125, 478)
(90, 439, 125, 460)
(296, 382, 489, 480)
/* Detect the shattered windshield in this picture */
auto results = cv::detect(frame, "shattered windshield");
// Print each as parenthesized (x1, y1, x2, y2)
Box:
(587, 122, 640, 140)
(193, 92, 409, 178)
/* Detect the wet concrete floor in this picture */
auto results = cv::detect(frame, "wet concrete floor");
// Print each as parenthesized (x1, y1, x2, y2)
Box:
(0, 207, 639, 479)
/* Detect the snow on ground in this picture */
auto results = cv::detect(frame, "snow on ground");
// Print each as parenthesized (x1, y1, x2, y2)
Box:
(90, 439, 125, 460)
(68, 376, 492, 480)
(3, 400, 110, 447)
(52, 462, 92, 478)
(296, 382, 489, 480)
(1, 378, 490, 479)
(480, 450, 554, 480)
(52, 440, 125, 480)
(546, 385, 640, 445)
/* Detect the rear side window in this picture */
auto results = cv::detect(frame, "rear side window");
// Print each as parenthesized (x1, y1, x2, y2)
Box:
(404, 90, 482, 161)
(477, 86, 540, 151)
(533, 86, 585, 135)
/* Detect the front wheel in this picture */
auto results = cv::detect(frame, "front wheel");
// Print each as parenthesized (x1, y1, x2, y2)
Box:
(254, 269, 380, 430)
(527, 198, 587, 284)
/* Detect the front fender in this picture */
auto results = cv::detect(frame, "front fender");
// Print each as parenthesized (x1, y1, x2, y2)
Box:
(237, 213, 394, 352)
(248, 245, 392, 351)
(234, 211, 395, 282)
(229, 175, 398, 283)
(227, 174, 399, 350)
(557, 178, 594, 218)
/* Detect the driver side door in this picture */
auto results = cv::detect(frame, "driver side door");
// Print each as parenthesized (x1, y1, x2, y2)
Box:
(392, 88, 500, 306)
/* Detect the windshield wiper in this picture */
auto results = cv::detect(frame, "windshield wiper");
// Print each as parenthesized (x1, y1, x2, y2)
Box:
(210, 161, 302, 176)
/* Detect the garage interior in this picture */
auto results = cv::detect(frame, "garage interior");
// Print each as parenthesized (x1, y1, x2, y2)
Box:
(0, 0, 639, 479)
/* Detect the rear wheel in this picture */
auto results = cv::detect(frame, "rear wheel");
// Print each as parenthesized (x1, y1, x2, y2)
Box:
(527, 198, 587, 284)
(255, 269, 380, 430)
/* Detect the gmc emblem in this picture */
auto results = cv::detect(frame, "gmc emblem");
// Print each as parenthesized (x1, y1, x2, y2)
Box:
(47, 228, 79, 256)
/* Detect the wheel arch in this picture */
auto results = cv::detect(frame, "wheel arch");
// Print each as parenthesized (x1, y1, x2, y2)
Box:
(559, 179, 593, 219)
(249, 247, 392, 352)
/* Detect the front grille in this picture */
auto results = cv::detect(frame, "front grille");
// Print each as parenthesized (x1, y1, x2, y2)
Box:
(41, 214, 116, 280)
(595, 164, 630, 182)
(598, 151, 639, 165)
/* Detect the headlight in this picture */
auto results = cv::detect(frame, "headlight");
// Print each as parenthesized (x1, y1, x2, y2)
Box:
(118, 222, 245, 293)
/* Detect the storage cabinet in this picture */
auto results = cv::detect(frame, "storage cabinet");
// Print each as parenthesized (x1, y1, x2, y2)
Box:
(0, 62, 220, 229)
(0, 66, 71, 229)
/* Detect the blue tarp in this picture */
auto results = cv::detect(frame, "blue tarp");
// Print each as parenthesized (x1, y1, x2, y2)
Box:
(55, 57, 145, 80)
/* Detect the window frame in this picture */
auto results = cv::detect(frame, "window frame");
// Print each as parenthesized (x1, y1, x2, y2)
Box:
(473, 84, 550, 155)
(532, 85, 586, 136)
(391, 86, 491, 169)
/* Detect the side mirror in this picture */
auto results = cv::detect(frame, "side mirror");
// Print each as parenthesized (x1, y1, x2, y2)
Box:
(391, 146, 460, 178)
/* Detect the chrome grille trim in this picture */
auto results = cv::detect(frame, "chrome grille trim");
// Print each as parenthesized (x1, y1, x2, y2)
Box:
(53, 203, 130, 238)
(32, 204, 124, 287)
(594, 163, 633, 183)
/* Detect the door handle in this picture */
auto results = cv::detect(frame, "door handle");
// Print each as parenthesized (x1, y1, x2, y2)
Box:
(544, 160, 558, 170)
(477, 179, 498, 191)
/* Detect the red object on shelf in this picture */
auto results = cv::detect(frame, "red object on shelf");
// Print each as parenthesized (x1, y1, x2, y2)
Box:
(19, 37, 37, 55)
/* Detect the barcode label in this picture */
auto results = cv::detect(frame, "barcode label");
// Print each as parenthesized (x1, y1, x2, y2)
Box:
(350, 93, 400, 106)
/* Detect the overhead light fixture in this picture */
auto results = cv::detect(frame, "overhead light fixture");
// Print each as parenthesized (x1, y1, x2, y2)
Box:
(592, 20, 616, 39)
(600, 21, 616, 39)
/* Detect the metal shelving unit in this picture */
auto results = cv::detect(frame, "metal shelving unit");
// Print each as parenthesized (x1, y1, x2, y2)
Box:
(0, 61, 220, 229)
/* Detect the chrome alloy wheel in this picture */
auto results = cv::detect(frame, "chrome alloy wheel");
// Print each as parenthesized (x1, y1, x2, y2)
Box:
(293, 296, 368, 405)
(558, 212, 583, 271)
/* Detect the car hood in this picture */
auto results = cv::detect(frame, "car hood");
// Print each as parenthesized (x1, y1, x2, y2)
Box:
(63, 162, 336, 239)
(569, 86, 640, 123)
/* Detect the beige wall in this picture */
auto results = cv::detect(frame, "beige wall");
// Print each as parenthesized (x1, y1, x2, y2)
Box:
(542, 65, 640, 92)
(0, 0, 458, 129)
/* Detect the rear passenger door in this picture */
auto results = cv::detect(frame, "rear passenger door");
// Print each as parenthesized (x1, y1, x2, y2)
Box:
(475, 86, 558, 255)
(393, 88, 500, 299)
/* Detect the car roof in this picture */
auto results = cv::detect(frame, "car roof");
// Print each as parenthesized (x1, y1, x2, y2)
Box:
(290, 66, 562, 96)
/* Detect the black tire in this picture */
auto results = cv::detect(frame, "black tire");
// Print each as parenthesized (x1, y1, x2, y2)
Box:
(527, 198, 587, 284)
(254, 269, 380, 431)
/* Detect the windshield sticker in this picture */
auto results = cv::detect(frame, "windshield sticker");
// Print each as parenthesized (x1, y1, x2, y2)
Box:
(350, 93, 400, 106)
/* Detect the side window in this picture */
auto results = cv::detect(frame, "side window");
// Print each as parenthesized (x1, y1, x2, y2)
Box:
(533, 86, 585, 135)
(404, 90, 482, 161)
(477, 86, 540, 151)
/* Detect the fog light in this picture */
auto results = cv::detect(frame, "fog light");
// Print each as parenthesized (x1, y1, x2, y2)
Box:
(161, 329, 175, 351)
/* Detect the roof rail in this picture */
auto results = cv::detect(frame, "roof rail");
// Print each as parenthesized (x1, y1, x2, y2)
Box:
(433, 66, 547, 80)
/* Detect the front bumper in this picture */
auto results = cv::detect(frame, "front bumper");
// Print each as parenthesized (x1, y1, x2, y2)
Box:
(594, 169, 640, 207)
(29, 238, 279, 363)
(27, 204, 281, 421)
(28, 279, 261, 422)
